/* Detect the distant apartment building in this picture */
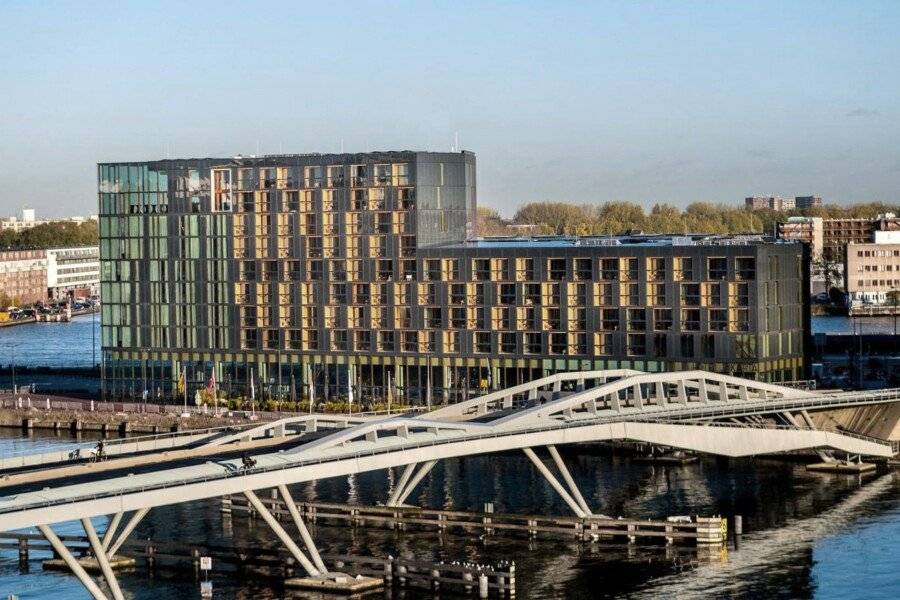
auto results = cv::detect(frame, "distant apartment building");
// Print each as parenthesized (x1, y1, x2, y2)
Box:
(97, 151, 810, 402)
(845, 239, 900, 308)
(778, 213, 900, 263)
(0, 208, 98, 232)
(794, 196, 823, 210)
(745, 195, 822, 211)
(46, 246, 100, 299)
(746, 196, 793, 211)
(0, 250, 48, 304)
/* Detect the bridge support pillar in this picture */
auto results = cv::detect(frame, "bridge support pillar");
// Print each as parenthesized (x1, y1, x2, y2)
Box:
(276, 484, 327, 574)
(388, 460, 438, 506)
(37, 524, 110, 600)
(244, 489, 322, 577)
(522, 447, 588, 518)
(82, 517, 125, 600)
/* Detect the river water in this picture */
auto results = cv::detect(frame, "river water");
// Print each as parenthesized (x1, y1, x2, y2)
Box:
(0, 431, 897, 599)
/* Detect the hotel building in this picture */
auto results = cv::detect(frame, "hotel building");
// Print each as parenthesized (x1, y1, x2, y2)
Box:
(98, 151, 808, 402)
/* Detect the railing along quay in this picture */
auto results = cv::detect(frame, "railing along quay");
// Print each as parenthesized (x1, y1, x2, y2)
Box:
(221, 495, 728, 545)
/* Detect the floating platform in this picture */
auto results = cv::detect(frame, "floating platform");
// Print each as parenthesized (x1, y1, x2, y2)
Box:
(43, 554, 136, 572)
(285, 573, 383, 594)
(633, 454, 699, 465)
(806, 461, 877, 474)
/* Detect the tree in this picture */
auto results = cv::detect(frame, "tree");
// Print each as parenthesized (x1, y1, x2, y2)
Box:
(0, 221, 98, 250)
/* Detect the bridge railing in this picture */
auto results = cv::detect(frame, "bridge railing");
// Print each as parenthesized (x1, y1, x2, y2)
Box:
(0, 424, 258, 471)
(632, 418, 897, 449)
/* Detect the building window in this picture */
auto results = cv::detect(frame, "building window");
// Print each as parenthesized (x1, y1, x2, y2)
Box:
(475, 331, 492, 353)
(653, 308, 673, 331)
(681, 308, 700, 331)
(710, 309, 728, 331)
(701, 334, 715, 359)
(680, 334, 695, 358)
(652, 333, 667, 357)
(627, 334, 646, 356)
(707, 257, 727, 280)
(736, 257, 756, 280)
(525, 332, 542, 354)
(600, 308, 620, 331)
(736, 334, 757, 358)
(548, 258, 566, 281)
(681, 283, 700, 306)
(674, 257, 694, 281)
(627, 308, 646, 331)
(500, 332, 516, 353)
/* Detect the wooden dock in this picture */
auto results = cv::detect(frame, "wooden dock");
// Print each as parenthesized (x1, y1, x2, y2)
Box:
(222, 494, 728, 545)
(0, 532, 515, 597)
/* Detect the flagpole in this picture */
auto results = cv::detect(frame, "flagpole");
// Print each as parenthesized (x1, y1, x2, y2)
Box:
(250, 367, 256, 418)
(387, 371, 392, 415)
(347, 366, 353, 416)
(213, 362, 218, 416)
(426, 361, 432, 412)
(182, 366, 187, 415)
(309, 365, 315, 416)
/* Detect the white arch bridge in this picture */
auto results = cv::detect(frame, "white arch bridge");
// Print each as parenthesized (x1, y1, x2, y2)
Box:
(1, 370, 898, 599)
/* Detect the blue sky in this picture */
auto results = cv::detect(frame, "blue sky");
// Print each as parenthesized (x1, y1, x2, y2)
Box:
(0, 1, 898, 217)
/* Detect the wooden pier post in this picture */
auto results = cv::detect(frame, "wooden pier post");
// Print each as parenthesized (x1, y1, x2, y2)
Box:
(18, 537, 28, 562)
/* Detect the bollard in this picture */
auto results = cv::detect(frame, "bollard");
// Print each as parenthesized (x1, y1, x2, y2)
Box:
(734, 515, 743, 536)
(431, 568, 441, 591)
(398, 564, 407, 586)
(479, 573, 489, 599)
(71, 420, 82, 433)
(21, 418, 33, 431)
(118, 422, 130, 436)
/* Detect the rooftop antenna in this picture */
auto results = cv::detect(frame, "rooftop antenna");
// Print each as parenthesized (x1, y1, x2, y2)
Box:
(454, 131, 460, 152)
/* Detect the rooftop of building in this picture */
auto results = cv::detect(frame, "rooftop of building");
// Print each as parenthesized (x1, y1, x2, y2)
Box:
(436, 233, 787, 249)
(98, 150, 475, 167)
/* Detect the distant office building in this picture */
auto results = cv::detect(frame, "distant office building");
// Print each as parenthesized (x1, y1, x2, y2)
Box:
(0, 209, 98, 232)
(98, 151, 809, 402)
(0, 250, 48, 304)
(794, 196, 822, 209)
(46, 246, 100, 300)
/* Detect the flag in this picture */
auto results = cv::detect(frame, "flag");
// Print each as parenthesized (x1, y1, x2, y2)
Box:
(176, 369, 185, 395)
(207, 369, 217, 394)
(250, 368, 256, 401)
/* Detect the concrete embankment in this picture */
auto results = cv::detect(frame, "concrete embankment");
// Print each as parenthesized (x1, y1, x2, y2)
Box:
(0, 407, 254, 435)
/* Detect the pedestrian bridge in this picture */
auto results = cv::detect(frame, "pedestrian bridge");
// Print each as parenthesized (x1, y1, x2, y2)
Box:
(1, 369, 898, 600)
